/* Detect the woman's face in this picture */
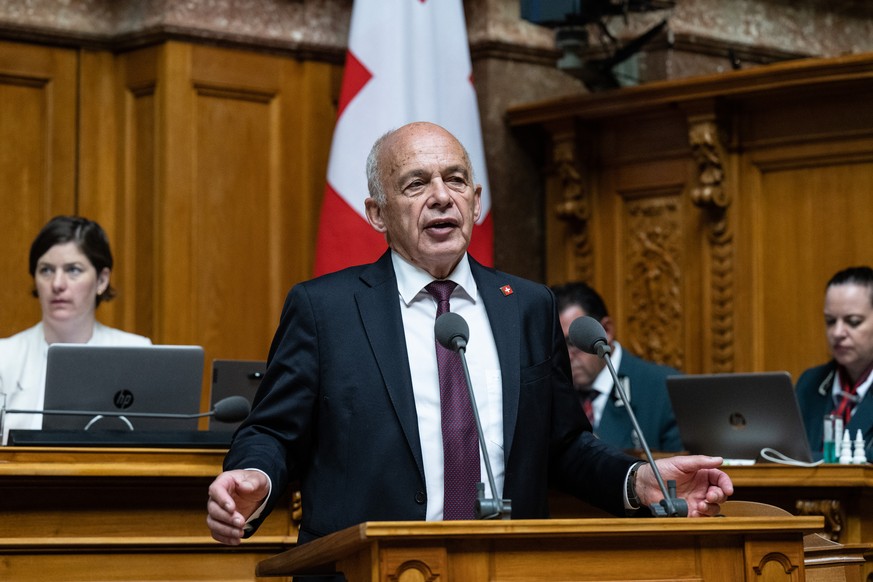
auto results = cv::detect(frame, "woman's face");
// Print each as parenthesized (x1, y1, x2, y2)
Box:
(824, 282, 873, 381)
(34, 241, 109, 326)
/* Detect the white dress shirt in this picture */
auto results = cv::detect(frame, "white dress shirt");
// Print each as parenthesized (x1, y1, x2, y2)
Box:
(830, 366, 872, 418)
(588, 341, 624, 428)
(392, 251, 505, 520)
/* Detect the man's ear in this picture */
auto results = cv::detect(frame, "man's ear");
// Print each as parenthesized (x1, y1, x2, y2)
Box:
(472, 184, 482, 222)
(601, 315, 616, 344)
(365, 197, 387, 233)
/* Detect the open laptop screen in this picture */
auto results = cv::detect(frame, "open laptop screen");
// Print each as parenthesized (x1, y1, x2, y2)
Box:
(666, 371, 814, 463)
(209, 359, 264, 432)
(40, 344, 204, 432)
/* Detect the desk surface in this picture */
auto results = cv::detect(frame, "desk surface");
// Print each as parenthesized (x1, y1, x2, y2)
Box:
(724, 463, 873, 486)
(0, 445, 226, 476)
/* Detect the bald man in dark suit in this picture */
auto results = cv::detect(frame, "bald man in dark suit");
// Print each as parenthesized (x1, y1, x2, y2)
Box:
(207, 122, 732, 547)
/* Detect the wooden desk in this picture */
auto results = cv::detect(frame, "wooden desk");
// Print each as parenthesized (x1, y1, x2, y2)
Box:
(0, 447, 299, 582)
(550, 464, 873, 581)
(257, 518, 823, 581)
(723, 464, 873, 545)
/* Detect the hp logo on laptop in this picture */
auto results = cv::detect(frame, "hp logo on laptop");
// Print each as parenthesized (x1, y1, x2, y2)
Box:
(113, 390, 135, 410)
(728, 412, 747, 429)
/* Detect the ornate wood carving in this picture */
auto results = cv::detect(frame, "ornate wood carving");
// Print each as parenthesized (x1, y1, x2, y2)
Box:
(796, 498, 843, 542)
(552, 135, 594, 283)
(625, 196, 684, 370)
(751, 552, 801, 579)
(384, 547, 445, 582)
(689, 119, 728, 209)
(386, 560, 439, 582)
(291, 489, 303, 524)
(689, 117, 735, 372)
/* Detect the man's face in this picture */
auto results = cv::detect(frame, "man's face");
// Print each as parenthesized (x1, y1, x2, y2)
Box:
(559, 304, 609, 389)
(824, 282, 873, 382)
(365, 123, 481, 279)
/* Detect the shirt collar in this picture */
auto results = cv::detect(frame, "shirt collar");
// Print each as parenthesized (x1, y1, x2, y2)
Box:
(391, 251, 478, 305)
(592, 340, 624, 395)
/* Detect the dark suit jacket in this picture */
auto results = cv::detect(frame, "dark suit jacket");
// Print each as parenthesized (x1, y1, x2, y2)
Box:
(224, 252, 638, 544)
(596, 352, 684, 452)
(796, 361, 873, 460)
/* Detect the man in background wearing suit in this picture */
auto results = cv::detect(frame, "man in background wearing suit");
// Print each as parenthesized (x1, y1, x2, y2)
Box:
(552, 282, 684, 453)
(206, 122, 732, 547)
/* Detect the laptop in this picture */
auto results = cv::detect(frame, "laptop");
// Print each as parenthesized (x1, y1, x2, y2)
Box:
(666, 371, 815, 463)
(208, 359, 264, 431)
(40, 344, 204, 432)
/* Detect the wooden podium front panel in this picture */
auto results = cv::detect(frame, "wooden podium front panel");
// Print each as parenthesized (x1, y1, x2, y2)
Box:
(480, 535, 744, 580)
(0, 447, 298, 582)
(258, 519, 819, 581)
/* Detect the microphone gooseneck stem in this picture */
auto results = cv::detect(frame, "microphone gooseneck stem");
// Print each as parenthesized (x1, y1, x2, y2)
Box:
(598, 344, 682, 517)
(4, 409, 213, 419)
(457, 346, 502, 517)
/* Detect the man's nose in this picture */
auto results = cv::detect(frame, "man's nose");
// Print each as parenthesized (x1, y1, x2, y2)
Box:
(429, 178, 453, 205)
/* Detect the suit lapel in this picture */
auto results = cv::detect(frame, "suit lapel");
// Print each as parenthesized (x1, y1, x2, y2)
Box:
(356, 252, 424, 478)
(470, 259, 520, 459)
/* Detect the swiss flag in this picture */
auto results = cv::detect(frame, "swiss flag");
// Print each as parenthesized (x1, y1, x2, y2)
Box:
(313, 0, 493, 276)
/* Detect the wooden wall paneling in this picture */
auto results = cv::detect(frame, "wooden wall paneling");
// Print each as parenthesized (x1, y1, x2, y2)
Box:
(733, 83, 873, 380)
(189, 44, 280, 365)
(78, 48, 126, 331)
(510, 54, 873, 377)
(743, 138, 873, 381)
(543, 120, 596, 286)
(597, 109, 704, 373)
(683, 104, 738, 375)
(116, 47, 160, 343)
(279, 58, 338, 301)
(0, 41, 77, 337)
(124, 42, 338, 410)
(157, 41, 196, 348)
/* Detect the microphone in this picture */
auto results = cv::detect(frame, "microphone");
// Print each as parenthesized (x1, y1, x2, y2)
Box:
(209, 395, 252, 423)
(568, 316, 688, 517)
(434, 312, 512, 520)
(0, 395, 251, 432)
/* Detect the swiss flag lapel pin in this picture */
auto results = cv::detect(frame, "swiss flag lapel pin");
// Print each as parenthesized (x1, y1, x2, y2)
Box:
(500, 284, 514, 296)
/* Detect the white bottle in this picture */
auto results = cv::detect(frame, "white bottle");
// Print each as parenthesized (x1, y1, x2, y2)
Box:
(839, 429, 853, 464)
(852, 430, 867, 464)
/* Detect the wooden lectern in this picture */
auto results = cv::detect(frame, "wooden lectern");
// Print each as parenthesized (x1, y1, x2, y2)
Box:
(257, 517, 823, 581)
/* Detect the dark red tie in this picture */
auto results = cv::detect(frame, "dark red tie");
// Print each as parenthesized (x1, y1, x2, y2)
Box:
(581, 392, 595, 426)
(426, 280, 479, 520)
(834, 364, 872, 425)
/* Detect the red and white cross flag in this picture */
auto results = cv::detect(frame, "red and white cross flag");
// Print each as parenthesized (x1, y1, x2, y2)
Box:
(313, 0, 493, 276)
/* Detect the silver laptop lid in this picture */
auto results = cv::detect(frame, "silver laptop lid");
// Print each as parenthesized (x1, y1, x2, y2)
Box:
(43, 344, 204, 431)
(666, 371, 814, 463)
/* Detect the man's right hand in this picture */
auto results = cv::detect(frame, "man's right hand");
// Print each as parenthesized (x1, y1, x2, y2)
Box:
(206, 469, 269, 545)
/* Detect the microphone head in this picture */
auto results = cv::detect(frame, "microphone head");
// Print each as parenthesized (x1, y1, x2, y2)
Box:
(212, 395, 251, 423)
(568, 316, 609, 356)
(434, 312, 469, 352)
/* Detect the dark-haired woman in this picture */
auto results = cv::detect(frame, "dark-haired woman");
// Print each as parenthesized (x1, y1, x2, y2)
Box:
(797, 266, 873, 461)
(0, 216, 150, 443)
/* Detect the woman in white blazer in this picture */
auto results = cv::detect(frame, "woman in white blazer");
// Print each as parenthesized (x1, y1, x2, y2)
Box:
(0, 216, 151, 443)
